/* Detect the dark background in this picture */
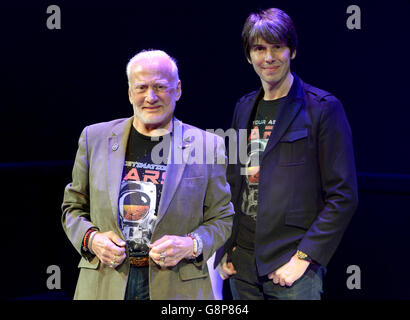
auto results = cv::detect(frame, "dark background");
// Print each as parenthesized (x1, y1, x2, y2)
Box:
(1, 0, 409, 300)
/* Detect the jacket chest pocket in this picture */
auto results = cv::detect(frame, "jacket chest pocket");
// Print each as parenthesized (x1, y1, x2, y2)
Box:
(278, 129, 308, 166)
(179, 176, 206, 199)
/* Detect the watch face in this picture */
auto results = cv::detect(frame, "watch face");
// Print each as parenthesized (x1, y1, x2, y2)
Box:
(193, 239, 198, 253)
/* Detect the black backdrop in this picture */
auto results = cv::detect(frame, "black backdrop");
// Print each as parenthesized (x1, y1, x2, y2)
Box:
(1, 0, 409, 300)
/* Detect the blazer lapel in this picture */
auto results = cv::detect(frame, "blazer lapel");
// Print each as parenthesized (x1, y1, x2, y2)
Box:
(239, 89, 263, 129)
(261, 99, 303, 159)
(107, 117, 133, 222)
(262, 75, 305, 160)
(156, 119, 191, 223)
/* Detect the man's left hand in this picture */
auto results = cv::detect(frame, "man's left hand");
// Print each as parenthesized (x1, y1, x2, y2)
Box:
(149, 235, 194, 268)
(268, 253, 310, 287)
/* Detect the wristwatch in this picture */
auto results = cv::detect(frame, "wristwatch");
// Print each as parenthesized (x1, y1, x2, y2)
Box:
(296, 250, 312, 263)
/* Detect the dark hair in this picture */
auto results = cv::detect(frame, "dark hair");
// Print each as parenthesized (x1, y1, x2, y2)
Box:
(242, 8, 298, 61)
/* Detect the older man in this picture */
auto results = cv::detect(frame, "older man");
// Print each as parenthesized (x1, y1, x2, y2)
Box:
(62, 50, 233, 300)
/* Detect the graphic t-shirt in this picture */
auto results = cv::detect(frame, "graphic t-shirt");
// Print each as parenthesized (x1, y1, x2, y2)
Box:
(118, 126, 169, 257)
(236, 97, 285, 249)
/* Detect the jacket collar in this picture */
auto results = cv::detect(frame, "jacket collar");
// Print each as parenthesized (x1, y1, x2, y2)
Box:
(106, 116, 193, 228)
(259, 72, 306, 160)
(107, 117, 133, 228)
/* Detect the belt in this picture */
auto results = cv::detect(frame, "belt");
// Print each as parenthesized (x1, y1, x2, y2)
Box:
(129, 256, 149, 267)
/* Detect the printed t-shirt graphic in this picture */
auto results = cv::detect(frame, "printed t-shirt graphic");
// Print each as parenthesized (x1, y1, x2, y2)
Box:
(241, 98, 282, 221)
(118, 126, 168, 257)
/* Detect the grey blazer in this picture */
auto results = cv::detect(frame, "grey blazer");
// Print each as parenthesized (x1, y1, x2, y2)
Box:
(62, 117, 234, 299)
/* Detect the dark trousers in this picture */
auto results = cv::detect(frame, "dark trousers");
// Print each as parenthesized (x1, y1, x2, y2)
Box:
(229, 245, 325, 300)
(124, 266, 150, 300)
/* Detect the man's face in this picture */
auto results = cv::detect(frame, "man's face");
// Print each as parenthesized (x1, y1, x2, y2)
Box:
(128, 57, 181, 131)
(249, 37, 296, 87)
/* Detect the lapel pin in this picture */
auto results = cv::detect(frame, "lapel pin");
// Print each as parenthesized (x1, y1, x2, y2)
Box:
(178, 136, 193, 149)
(112, 143, 119, 151)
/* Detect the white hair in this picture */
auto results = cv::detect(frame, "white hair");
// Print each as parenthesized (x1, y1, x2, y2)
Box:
(126, 49, 179, 85)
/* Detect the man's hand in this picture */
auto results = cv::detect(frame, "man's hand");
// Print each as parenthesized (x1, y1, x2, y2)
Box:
(268, 253, 310, 287)
(217, 248, 237, 280)
(149, 235, 193, 268)
(219, 261, 237, 280)
(91, 231, 126, 268)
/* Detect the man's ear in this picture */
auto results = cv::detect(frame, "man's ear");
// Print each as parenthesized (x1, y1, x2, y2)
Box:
(175, 80, 182, 101)
(291, 49, 297, 60)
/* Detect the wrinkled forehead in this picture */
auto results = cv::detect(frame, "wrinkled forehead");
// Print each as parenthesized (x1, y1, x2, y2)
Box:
(129, 57, 177, 84)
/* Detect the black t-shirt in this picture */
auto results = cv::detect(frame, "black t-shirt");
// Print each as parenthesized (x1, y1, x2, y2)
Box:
(118, 126, 170, 257)
(236, 96, 285, 250)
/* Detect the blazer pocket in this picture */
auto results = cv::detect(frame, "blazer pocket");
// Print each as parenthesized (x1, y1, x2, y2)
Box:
(179, 176, 206, 198)
(182, 176, 204, 180)
(180, 176, 205, 189)
(279, 129, 308, 166)
(285, 210, 315, 230)
(178, 261, 208, 281)
(78, 257, 100, 269)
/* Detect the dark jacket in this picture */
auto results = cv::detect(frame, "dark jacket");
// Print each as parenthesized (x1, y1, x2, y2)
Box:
(215, 73, 358, 276)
